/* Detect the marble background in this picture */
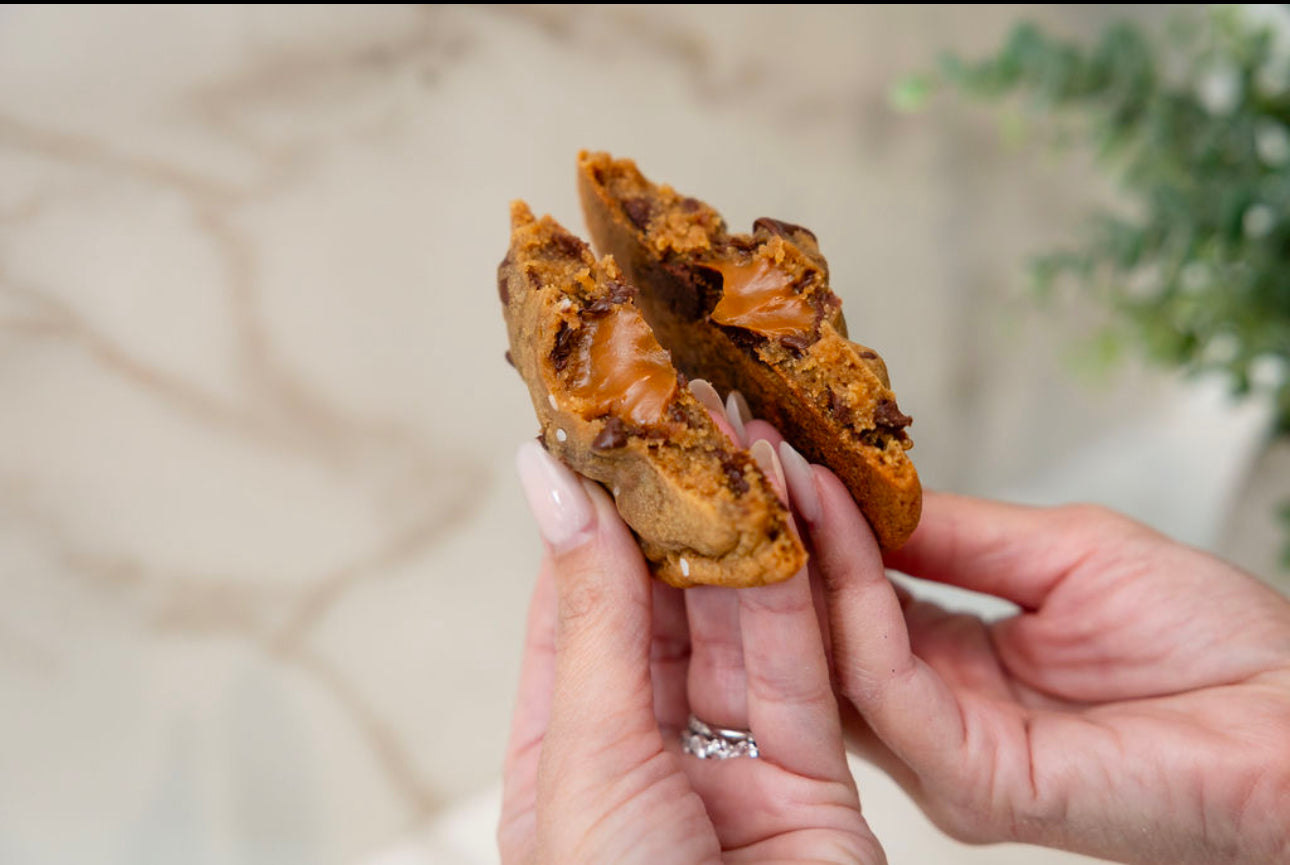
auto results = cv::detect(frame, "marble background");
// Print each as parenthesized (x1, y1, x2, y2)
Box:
(0, 6, 1282, 865)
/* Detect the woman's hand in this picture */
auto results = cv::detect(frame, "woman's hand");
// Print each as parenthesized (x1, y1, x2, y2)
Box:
(779, 448, 1290, 865)
(498, 436, 884, 865)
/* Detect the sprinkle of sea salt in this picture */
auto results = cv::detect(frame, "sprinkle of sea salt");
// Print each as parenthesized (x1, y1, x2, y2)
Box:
(556, 428, 567, 442)
(679, 557, 691, 578)
(548, 394, 557, 409)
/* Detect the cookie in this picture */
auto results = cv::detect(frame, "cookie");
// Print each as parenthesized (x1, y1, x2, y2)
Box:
(577, 152, 921, 549)
(499, 201, 806, 588)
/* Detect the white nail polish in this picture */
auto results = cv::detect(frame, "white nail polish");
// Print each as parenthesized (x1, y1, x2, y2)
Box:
(778, 440, 821, 524)
(725, 391, 748, 445)
(688, 379, 726, 420)
(515, 441, 595, 551)
(749, 439, 786, 497)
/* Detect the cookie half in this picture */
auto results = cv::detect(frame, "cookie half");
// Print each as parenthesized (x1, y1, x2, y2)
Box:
(499, 201, 805, 588)
(577, 152, 921, 549)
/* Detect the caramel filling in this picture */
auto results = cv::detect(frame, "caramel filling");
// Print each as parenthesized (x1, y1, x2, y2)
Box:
(568, 307, 677, 425)
(707, 258, 816, 338)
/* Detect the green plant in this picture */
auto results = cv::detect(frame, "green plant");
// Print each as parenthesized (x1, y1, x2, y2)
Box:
(896, 6, 1290, 431)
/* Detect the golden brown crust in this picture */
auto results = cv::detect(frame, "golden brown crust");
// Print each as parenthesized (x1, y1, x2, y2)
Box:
(577, 152, 922, 549)
(499, 201, 806, 587)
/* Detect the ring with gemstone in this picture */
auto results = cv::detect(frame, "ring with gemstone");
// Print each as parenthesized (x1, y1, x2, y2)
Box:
(680, 714, 759, 760)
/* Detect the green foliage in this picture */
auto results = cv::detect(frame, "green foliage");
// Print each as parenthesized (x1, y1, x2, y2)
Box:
(899, 7, 1290, 431)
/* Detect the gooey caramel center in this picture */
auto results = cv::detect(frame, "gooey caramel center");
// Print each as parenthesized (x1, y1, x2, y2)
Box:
(707, 259, 816, 338)
(568, 306, 677, 426)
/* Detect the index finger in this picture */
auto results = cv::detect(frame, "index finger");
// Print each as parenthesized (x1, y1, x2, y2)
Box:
(884, 492, 1115, 610)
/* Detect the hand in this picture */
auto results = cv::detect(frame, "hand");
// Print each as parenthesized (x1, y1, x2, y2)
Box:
(498, 437, 884, 865)
(777, 450, 1290, 865)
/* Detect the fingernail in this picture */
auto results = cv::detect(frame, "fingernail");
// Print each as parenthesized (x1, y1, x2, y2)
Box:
(515, 441, 595, 552)
(688, 378, 727, 421)
(778, 440, 821, 524)
(749, 438, 786, 498)
(725, 390, 749, 445)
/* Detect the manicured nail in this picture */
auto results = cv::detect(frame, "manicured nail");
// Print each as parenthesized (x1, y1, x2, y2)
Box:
(749, 438, 786, 499)
(778, 440, 821, 524)
(688, 378, 727, 421)
(725, 390, 749, 445)
(515, 441, 595, 552)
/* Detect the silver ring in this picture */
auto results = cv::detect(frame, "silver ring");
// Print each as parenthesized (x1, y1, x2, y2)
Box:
(680, 714, 759, 760)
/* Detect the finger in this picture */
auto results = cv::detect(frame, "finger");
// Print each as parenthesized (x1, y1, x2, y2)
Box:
(498, 560, 558, 864)
(690, 378, 742, 446)
(515, 442, 659, 762)
(742, 418, 785, 451)
(683, 390, 752, 732)
(883, 492, 1119, 610)
(685, 585, 747, 729)
(739, 439, 851, 781)
(651, 581, 691, 733)
(798, 464, 967, 783)
(779, 441, 835, 676)
(724, 389, 751, 445)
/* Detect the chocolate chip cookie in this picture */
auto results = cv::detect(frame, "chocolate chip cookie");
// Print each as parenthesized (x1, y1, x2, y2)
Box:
(499, 201, 806, 587)
(577, 152, 921, 549)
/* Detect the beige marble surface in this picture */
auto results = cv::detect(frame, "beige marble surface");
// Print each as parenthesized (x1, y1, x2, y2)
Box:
(0, 6, 1281, 865)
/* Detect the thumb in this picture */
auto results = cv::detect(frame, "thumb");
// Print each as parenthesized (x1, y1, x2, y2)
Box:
(515, 442, 658, 764)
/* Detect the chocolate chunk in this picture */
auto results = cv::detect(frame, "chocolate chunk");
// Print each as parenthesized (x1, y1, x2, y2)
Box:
(779, 334, 813, 355)
(504, 350, 514, 368)
(874, 399, 912, 430)
(606, 280, 636, 304)
(526, 265, 544, 289)
(813, 292, 840, 330)
(753, 217, 817, 242)
(581, 280, 637, 318)
(591, 417, 629, 451)
(581, 297, 615, 317)
(680, 197, 703, 212)
(622, 197, 654, 230)
(722, 324, 766, 352)
(665, 264, 720, 320)
(828, 389, 854, 427)
(860, 429, 889, 450)
(550, 232, 586, 260)
(720, 454, 750, 494)
(550, 321, 576, 372)
(497, 259, 510, 303)
(668, 400, 688, 424)
(791, 271, 818, 294)
(858, 349, 878, 359)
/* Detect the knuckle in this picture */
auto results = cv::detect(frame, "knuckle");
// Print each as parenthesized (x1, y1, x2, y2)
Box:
(740, 585, 814, 618)
(1059, 502, 1135, 537)
(747, 661, 831, 706)
(1059, 502, 1116, 527)
(555, 571, 606, 633)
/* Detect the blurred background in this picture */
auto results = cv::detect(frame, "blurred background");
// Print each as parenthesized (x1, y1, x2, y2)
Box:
(2, 5, 1286, 865)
